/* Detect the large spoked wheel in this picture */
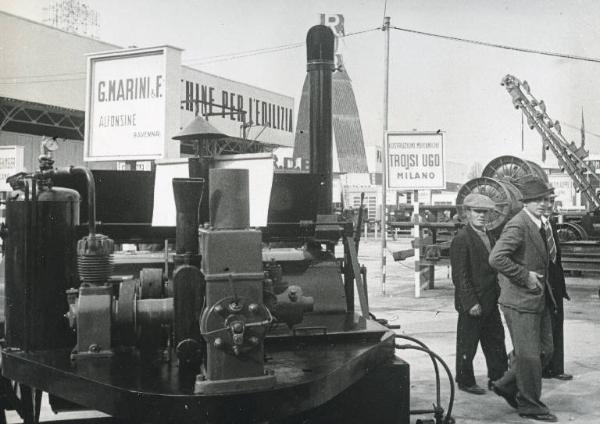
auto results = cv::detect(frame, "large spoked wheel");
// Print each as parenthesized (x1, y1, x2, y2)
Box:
(456, 177, 522, 231)
(526, 160, 550, 183)
(482, 155, 548, 183)
(556, 222, 588, 242)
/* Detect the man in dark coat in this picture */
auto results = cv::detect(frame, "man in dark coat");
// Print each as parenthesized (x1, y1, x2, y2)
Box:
(489, 175, 558, 422)
(450, 193, 508, 395)
(542, 193, 572, 381)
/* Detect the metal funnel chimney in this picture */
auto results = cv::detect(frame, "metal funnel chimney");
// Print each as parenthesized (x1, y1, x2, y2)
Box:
(306, 25, 335, 215)
(209, 168, 249, 229)
(172, 178, 205, 255)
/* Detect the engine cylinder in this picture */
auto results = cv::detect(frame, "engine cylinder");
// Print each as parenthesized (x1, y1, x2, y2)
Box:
(77, 234, 114, 285)
(208, 168, 249, 229)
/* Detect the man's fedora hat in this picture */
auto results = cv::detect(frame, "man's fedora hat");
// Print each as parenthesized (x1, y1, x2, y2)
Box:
(514, 175, 555, 202)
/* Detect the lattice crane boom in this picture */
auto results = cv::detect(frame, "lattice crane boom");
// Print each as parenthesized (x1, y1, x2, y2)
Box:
(501, 74, 600, 210)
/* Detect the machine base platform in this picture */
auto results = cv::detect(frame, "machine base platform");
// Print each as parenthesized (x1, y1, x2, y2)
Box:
(2, 316, 410, 423)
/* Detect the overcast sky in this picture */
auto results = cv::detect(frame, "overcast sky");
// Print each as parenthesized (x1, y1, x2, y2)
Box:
(2, 0, 600, 170)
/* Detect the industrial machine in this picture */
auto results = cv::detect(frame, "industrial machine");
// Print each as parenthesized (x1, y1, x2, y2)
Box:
(497, 75, 600, 276)
(500, 74, 600, 241)
(0, 25, 460, 424)
(454, 75, 600, 242)
(392, 75, 600, 287)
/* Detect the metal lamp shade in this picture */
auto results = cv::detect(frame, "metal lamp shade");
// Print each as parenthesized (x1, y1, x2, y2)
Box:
(172, 115, 224, 141)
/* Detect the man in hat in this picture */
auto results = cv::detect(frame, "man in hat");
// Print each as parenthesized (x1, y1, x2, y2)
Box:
(541, 190, 572, 381)
(489, 175, 558, 422)
(451, 193, 508, 395)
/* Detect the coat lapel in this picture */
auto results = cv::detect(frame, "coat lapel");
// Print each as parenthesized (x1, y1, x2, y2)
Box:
(466, 224, 489, 257)
(520, 210, 548, 262)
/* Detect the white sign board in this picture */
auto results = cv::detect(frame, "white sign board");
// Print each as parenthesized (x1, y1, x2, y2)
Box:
(387, 132, 445, 190)
(548, 173, 577, 208)
(181, 67, 294, 147)
(0, 146, 25, 191)
(85, 48, 168, 161)
(151, 159, 188, 226)
(152, 154, 273, 228)
(214, 153, 274, 227)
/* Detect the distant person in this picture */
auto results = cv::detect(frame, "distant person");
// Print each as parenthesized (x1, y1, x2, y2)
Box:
(442, 209, 452, 223)
(423, 210, 432, 222)
(542, 190, 572, 381)
(450, 193, 508, 395)
(489, 175, 558, 422)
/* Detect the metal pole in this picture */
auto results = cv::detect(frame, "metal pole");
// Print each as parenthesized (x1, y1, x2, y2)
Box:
(381, 16, 391, 295)
(414, 191, 421, 298)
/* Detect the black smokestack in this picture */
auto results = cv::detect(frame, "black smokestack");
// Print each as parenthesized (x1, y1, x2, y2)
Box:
(306, 25, 335, 215)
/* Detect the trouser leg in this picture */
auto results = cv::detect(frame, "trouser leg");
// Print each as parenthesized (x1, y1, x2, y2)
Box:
(456, 312, 481, 386)
(480, 307, 508, 381)
(543, 300, 564, 376)
(500, 306, 552, 415)
(493, 307, 516, 394)
(540, 306, 554, 369)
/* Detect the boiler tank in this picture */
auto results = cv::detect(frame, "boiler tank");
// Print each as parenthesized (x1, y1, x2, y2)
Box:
(4, 185, 80, 351)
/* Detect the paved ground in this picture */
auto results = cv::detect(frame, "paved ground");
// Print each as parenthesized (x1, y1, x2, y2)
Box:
(3, 237, 600, 423)
(359, 236, 600, 424)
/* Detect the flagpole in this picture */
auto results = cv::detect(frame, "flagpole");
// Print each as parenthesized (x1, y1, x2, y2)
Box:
(521, 111, 524, 151)
(581, 108, 585, 149)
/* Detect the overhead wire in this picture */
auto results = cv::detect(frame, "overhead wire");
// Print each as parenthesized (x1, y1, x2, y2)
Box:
(392, 25, 600, 64)
(0, 27, 379, 84)
(183, 27, 380, 66)
(561, 122, 600, 139)
(3, 22, 600, 92)
(183, 42, 304, 65)
(389, 25, 600, 140)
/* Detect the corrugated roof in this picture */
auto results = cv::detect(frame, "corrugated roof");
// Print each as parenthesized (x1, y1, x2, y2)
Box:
(293, 56, 368, 173)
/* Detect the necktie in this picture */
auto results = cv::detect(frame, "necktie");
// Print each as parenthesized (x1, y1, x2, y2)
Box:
(544, 221, 557, 263)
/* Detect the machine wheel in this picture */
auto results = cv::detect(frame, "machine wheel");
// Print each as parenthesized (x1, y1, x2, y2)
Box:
(556, 222, 588, 242)
(526, 160, 550, 182)
(139, 268, 164, 299)
(482, 155, 548, 183)
(456, 177, 522, 231)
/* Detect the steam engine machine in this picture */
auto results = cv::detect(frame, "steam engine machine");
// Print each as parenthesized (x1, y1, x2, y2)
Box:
(0, 26, 411, 423)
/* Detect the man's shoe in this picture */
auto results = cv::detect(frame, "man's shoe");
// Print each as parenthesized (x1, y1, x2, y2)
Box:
(518, 412, 558, 422)
(490, 381, 518, 409)
(458, 383, 486, 395)
(487, 378, 505, 390)
(553, 373, 573, 380)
